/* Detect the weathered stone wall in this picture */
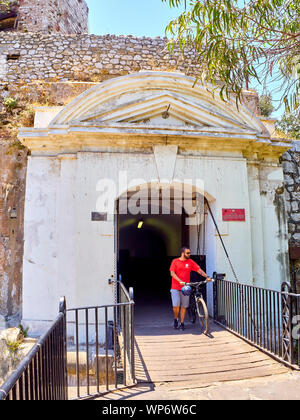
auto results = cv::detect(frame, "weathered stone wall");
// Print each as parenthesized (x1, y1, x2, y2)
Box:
(0, 33, 202, 82)
(282, 143, 300, 291)
(283, 145, 300, 247)
(0, 141, 27, 322)
(2, 0, 89, 34)
(0, 32, 260, 113)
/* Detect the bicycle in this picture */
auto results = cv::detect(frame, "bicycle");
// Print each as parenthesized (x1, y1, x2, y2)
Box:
(187, 279, 214, 335)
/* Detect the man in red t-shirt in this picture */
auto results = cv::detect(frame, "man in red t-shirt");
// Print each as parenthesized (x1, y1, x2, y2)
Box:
(170, 247, 212, 330)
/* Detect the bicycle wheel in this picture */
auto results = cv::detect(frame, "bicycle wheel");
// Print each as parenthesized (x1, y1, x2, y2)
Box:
(187, 305, 197, 323)
(187, 294, 196, 323)
(195, 297, 210, 334)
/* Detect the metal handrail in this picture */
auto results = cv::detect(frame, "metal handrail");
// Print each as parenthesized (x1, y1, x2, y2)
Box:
(66, 284, 136, 400)
(0, 297, 68, 400)
(213, 278, 300, 370)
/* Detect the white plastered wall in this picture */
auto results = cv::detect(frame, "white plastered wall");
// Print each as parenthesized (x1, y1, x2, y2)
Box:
(21, 147, 283, 333)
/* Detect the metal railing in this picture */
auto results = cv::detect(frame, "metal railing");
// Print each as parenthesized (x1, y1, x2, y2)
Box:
(118, 281, 135, 385)
(213, 278, 300, 369)
(0, 298, 68, 400)
(66, 282, 135, 400)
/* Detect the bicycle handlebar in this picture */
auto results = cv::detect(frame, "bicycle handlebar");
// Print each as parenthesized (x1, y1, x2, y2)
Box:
(189, 279, 215, 287)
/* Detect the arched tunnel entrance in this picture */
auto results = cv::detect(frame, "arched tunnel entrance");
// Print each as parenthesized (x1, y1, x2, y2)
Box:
(116, 184, 212, 326)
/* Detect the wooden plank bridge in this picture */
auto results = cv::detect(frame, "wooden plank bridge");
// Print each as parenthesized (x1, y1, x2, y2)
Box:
(134, 323, 287, 387)
(133, 299, 288, 389)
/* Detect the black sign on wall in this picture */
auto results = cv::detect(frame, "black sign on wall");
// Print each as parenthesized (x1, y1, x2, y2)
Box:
(91, 212, 108, 222)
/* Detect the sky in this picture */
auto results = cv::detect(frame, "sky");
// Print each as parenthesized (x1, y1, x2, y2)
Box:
(86, 0, 284, 119)
(86, 0, 184, 38)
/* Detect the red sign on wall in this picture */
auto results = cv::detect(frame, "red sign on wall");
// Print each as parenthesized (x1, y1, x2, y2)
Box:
(222, 209, 246, 222)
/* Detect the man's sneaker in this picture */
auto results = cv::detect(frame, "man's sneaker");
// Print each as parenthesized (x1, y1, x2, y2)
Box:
(179, 323, 185, 331)
(174, 319, 179, 329)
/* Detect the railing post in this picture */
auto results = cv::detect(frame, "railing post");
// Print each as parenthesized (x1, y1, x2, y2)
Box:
(130, 287, 135, 384)
(59, 297, 68, 400)
(281, 283, 293, 365)
(213, 273, 218, 322)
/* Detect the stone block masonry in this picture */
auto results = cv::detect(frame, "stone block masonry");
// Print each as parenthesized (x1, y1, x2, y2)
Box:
(2, 0, 89, 34)
(283, 144, 300, 247)
(0, 33, 202, 83)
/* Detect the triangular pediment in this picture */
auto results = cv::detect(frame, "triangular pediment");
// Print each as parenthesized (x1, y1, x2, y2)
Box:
(19, 73, 293, 159)
(76, 91, 251, 131)
(49, 72, 266, 135)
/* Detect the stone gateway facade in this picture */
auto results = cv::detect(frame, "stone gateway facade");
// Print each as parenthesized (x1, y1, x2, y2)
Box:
(0, 0, 299, 331)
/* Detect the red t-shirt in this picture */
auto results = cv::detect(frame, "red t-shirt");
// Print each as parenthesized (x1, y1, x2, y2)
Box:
(170, 258, 200, 291)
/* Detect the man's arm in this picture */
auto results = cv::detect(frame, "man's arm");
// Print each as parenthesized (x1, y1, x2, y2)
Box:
(197, 267, 212, 281)
(170, 271, 185, 286)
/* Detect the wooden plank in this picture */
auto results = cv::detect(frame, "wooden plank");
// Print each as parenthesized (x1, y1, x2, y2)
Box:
(138, 342, 251, 358)
(137, 353, 273, 369)
(147, 363, 287, 383)
(136, 337, 242, 346)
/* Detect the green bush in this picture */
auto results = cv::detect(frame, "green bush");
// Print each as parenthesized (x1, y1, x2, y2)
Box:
(3, 97, 18, 114)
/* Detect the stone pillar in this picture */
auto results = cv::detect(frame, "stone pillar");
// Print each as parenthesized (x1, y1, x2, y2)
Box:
(247, 162, 265, 287)
(0, 141, 27, 325)
(259, 163, 290, 291)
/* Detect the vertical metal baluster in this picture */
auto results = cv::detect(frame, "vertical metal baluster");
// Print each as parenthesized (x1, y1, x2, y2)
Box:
(34, 354, 39, 400)
(245, 286, 248, 340)
(52, 330, 57, 400)
(263, 289, 266, 349)
(227, 282, 232, 329)
(273, 291, 277, 355)
(251, 286, 254, 343)
(85, 308, 90, 396)
(105, 307, 109, 392)
(231, 281, 234, 330)
(49, 336, 53, 400)
(45, 340, 50, 400)
(24, 367, 29, 400)
(113, 306, 118, 389)
(268, 290, 272, 352)
(29, 360, 34, 400)
(18, 374, 24, 400)
(123, 305, 127, 387)
(259, 289, 263, 347)
(12, 384, 17, 400)
(75, 309, 80, 399)
(232, 283, 236, 331)
(57, 323, 61, 399)
(277, 292, 281, 357)
(237, 285, 241, 334)
(241, 285, 247, 337)
(265, 290, 269, 351)
(225, 281, 229, 327)
(95, 307, 99, 395)
(38, 347, 44, 400)
(248, 286, 252, 341)
(131, 302, 135, 384)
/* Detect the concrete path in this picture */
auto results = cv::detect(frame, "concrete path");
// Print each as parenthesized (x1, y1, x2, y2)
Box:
(99, 371, 300, 400)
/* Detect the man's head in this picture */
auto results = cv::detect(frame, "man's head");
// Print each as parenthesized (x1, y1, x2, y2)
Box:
(180, 246, 191, 260)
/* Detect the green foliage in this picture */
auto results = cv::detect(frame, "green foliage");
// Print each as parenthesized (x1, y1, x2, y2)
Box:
(6, 340, 24, 362)
(276, 111, 300, 139)
(259, 93, 275, 117)
(162, 0, 300, 110)
(18, 324, 29, 338)
(3, 97, 18, 114)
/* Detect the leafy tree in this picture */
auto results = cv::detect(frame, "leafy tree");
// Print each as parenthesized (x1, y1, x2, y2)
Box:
(276, 111, 300, 139)
(162, 0, 300, 110)
(259, 93, 275, 117)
